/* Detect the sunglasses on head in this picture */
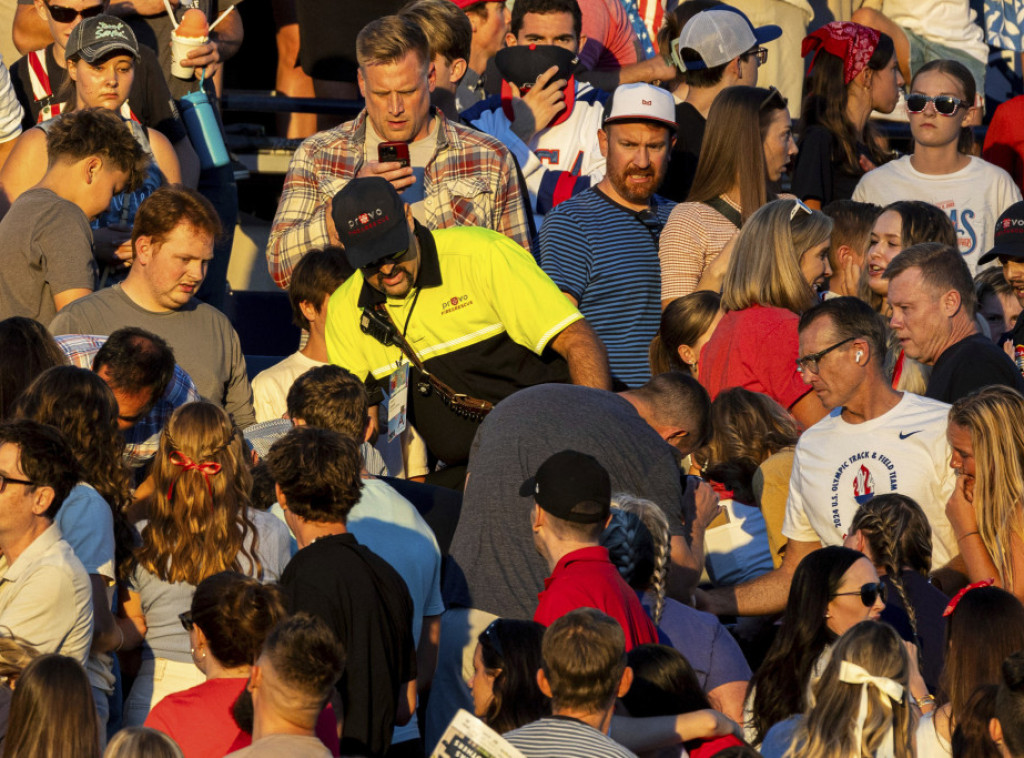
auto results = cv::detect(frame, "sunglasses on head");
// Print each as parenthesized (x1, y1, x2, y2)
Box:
(833, 581, 887, 607)
(362, 247, 415, 274)
(45, 1, 104, 23)
(481, 619, 504, 661)
(905, 93, 967, 116)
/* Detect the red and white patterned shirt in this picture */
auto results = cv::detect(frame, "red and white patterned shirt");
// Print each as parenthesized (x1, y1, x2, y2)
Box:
(267, 108, 533, 289)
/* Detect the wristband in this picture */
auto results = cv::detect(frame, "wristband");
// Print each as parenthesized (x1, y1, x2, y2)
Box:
(957, 531, 980, 541)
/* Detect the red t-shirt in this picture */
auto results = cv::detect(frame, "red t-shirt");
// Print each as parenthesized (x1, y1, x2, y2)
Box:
(698, 304, 810, 410)
(534, 546, 658, 650)
(144, 677, 340, 757)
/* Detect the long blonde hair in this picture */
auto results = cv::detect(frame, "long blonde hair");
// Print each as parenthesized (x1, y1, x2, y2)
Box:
(948, 387, 1024, 589)
(722, 199, 833, 315)
(786, 621, 916, 758)
(133, 402, 261, 585)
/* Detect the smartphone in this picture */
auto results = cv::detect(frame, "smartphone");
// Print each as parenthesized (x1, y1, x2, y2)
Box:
(378, 141, 410, 168)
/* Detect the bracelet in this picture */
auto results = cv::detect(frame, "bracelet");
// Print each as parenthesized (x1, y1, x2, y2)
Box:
(114, 624, 124, 653)
(915, 694, 936, 709)
(957, 531, 980, 542)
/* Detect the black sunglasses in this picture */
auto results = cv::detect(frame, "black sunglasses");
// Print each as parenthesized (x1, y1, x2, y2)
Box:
(906, 93, 968, 116)
(481, 619, 504, 660)
(362, 247, 416, 274)
(178, 610, 195, 632)
(45, 1, 104, 23)
(833, 581, 887, 607)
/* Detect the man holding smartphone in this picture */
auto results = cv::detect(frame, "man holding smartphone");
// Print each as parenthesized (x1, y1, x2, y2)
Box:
(267, 13, 533, 290)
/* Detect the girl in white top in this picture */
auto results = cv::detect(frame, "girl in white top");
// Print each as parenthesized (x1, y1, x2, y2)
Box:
(853, 59, 1022, 273)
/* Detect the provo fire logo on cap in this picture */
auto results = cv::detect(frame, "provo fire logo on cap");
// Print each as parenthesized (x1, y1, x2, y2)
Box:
(347, 208, 386, 232)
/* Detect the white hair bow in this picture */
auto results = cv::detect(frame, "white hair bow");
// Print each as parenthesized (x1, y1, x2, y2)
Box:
(838, 660, 905, 758)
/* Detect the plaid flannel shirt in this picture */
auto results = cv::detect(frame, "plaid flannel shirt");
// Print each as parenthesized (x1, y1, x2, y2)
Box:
(55, 334, 201, 468)
(266, 108, 533, 289)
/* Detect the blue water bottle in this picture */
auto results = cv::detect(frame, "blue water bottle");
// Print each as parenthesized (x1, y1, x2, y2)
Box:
(180, 89, 229, 169)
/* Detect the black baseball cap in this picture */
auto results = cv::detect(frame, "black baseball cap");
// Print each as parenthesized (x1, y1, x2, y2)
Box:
(65, 15, 140, 63)
(978, 201, 1024, 265)
(519, 450, 611, 524)
(332, 177, 411, 270)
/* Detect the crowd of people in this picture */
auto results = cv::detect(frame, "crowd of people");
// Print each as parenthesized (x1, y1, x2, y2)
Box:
(1, 0, 1024, 755)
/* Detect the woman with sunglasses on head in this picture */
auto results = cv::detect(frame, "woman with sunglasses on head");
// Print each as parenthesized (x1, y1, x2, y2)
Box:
(143, 571, 340, 757)
(853, 59, 1022, 273)
(468, 619, 549, 734)
(917, 584, 1024, 756)
(791, 21, 902, 210)
(745, 546, 917, 746)
(1, 14, 181, 275)
(658, 86, 798, 303)
(118, 402, 291, 728)
(697, 198, 832, 429)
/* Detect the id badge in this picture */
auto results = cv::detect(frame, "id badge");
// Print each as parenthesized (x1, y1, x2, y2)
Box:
(387, 363, 410, 442)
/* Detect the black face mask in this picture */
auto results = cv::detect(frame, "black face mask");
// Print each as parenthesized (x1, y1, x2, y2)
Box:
(232, 684, 255, 735)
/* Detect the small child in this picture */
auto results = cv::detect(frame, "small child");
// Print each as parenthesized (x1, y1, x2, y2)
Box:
(853, 59, 1022, 273)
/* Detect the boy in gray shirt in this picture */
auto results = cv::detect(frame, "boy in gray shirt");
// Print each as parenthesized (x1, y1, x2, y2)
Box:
(0, 108, 145, 326)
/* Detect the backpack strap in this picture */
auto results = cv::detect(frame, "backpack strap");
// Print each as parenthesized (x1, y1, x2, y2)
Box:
(702, 196, 742, 229)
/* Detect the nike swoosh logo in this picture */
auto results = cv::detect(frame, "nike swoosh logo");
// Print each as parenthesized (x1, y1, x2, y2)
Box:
(899, 430, 923, 439)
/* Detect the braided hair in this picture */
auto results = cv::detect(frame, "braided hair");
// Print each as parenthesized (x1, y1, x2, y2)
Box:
(848, 494, 932, 657)
(600, 495, 672, 624)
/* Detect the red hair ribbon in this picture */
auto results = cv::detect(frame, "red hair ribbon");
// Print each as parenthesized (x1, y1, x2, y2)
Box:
(166, 450, 222, 502)
(802, 22, 881, 85)
(942, 578, 995, 617)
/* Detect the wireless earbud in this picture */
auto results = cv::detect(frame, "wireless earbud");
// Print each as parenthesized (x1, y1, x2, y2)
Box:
(855, 351, 863, 361)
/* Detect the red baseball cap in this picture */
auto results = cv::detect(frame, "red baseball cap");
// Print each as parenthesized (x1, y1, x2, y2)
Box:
(449, 0, 488, 9)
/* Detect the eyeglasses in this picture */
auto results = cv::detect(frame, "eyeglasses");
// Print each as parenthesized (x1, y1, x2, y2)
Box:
(0, 473, 34, 494)
(795, 336, 855, 374)
(637, 209, 664, 243)
(759, 85, 786, 111)
(178, 611, 196, 632)
(905, 93, 968, 116)
(833, 581, 887, 607)
(44, 1, 104, 23)
(790, 198, 813, 222)
(745, 47, 768, 66)
(362, 247, 416, 274)
(481, 619, 504, 661)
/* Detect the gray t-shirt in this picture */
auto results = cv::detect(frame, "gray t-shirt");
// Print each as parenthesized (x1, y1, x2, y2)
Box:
(49, 283, 256, 428)
(444, 384, 687, 619)
(227, 734, 331, 757)
(0, 188, 94, 327)
(132, 509, 291, 663)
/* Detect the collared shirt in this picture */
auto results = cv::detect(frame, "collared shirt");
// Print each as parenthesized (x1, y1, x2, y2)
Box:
(0, 522, 93, 665)
(533, 545, 658, 651)
(267, 108, 533, 290)
(55, 334, 201, 468)
(325, 223, 580, 464)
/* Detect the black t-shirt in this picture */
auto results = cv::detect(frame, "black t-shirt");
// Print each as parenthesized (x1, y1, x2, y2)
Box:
(660, 101, 705, 203)
(281, 533, 417, 758)
(791, 124, 865, 205)
(925, 333, 1024, 404)
(10, 44, 187, 143)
